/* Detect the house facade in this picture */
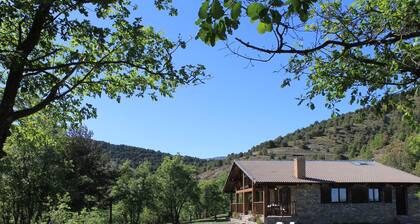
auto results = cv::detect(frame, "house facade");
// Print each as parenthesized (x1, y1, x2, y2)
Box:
(224, 158, 420, 224)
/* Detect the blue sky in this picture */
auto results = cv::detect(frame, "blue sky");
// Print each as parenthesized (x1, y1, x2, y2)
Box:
(85, 1, 359, 158)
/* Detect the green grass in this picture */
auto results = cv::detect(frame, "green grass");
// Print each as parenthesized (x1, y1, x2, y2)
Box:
(188, 214, 231, 224)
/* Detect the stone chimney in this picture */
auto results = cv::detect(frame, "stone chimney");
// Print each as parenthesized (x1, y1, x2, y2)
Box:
(294, 157, 306, 179)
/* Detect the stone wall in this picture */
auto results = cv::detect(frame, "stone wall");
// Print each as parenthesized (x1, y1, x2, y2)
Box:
(265, 184, 420, 224)
(407, 185, 420, 222)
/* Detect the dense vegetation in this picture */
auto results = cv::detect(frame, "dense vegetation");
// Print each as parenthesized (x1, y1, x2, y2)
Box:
(0, 113, 229, 224)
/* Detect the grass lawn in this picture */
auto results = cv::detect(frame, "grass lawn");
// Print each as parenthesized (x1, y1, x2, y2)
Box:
(188, 214, 231, 224)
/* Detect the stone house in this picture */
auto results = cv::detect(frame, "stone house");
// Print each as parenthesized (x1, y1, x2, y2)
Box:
(224, 158, 420, 224)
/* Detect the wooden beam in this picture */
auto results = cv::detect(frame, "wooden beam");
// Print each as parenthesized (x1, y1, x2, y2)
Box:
(263, 185, 268, 217)
(242, 172, 246, 214)
(235, 188, 253, 194)
(252, 182, 256, 216)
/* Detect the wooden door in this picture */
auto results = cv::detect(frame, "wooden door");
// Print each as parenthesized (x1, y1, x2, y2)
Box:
(396, 186, 407, 215)
(279, 186, 291, 216)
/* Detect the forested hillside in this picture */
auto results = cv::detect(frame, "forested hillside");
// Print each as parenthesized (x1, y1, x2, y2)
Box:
(99, 97, 419, 179)
(98, 141, 206, 169)
(98, 141, 225, 172)
(200, 97, 420, 179)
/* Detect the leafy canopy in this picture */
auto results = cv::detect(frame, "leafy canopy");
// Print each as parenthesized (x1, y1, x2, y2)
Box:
(196, 0, 420, 119)
(0, 0, 208, 154)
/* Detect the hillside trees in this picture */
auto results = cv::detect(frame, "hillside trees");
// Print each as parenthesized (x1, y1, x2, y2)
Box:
(196, 0, 419, 117)
(0, 0, 208, 157)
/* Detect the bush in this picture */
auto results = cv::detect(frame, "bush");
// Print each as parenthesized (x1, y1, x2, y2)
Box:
(46, 193, 107, 224)
(232, 212, 239, 219)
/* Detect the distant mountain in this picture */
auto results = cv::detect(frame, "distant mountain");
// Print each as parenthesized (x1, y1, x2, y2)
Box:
(207, 156, 227, 161)
(97, 141, 208, 170)
(98, 97, 419, 179)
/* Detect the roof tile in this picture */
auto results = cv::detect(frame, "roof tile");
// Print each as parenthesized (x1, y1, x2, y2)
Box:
(235, 160, 420, 184)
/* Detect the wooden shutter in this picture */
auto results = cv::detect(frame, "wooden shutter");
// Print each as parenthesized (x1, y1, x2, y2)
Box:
(384, 186, 392, 203)
(320, 185, 331, 203)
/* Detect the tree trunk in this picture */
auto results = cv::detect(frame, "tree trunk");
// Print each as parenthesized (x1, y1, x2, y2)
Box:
(0, 2, 52, 159)
(108, 200, 113, 224)
(173, 213, 180, 224)
(0, 120, 12, 159)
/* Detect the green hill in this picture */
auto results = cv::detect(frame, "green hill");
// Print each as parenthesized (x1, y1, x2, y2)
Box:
(97, 141, 208, 170)
(200, 97, 419, 179)
(99, 97, 419, 178)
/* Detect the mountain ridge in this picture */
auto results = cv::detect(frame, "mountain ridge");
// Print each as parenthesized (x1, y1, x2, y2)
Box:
(99, 97, 419, 178)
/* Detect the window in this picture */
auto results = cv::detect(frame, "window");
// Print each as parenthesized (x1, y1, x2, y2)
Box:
(235, 193, 243, 203)
(255, 190, 264, 202)
(369, 188, 380, 202)
(331, 187, 347, 203)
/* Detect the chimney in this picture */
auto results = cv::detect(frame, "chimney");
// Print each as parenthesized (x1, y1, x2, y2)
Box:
(294, 157, 306, 179)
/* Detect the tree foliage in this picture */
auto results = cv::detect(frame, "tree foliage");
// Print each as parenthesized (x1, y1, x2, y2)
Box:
(0, 113, 72, 223)
(0, 0, 208, 156)
(196, 0, 419, 117)
(111, 161, 156, 224)
(199, 174, 229, 221)
(66, 126, 116, 211)
(156, 156, 200, 224)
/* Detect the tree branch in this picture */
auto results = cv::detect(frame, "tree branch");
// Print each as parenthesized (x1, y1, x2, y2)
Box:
(235, 30, 420, 55)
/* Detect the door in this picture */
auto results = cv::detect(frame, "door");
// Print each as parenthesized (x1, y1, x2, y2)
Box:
(279, 186, 291, 216)
(247, 192, 252, 214)
(396, 186, 407, 215)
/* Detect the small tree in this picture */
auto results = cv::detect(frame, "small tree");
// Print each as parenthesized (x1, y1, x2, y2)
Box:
(156, 156, 199, 224)
(65, 126, 116, 211)
(200, 180, 224, 221)
(111, 161, 155, 224)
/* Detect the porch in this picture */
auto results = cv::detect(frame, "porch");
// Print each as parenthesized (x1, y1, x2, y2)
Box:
(229, 174, 296, 218)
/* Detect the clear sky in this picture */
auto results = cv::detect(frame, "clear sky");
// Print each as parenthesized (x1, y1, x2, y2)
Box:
(85, 1, 359, 159)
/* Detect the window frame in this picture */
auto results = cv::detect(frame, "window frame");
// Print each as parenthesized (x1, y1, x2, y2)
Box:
(368, 187, 381, 202)
(255, 190, 264, 202)
(330, 187, 348, 203)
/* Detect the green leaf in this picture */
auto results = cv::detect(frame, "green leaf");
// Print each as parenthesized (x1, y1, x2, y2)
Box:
(271, 0, 283, 7)
(299, 11, 309, 22)
(223, 0, 235, 8)
(247, 3, 265, 20)
(211, 0, 225, 19)
(231, 2, 242, 20)
(271, 10, 281, 24)
(309, 102, 315, 110)
(198, 1, 210, 19)
(257, 22, 272, 34)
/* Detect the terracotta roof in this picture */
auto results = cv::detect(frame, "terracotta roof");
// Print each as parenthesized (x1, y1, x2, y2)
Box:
(234, 160, 420, 184)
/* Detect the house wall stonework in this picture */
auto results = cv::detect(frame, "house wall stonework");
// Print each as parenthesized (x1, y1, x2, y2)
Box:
(407, 185, 420, 221)
(294, 184, 395, 224)
(265, 184, 420, 224)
